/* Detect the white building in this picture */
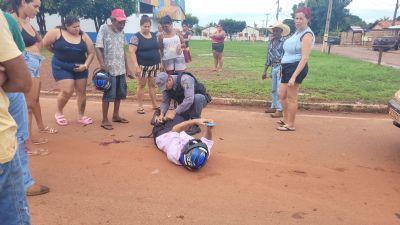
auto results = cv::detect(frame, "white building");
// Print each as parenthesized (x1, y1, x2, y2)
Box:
(235, 26, 264, 41)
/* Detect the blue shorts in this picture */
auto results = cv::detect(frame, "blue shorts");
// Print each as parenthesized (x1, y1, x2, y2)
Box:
(102, 75, 127, 102)
(51, 57, 88, 81)
(23, 51, 43, 78)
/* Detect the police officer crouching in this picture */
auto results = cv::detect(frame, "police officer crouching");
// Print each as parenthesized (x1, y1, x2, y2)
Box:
(155, 72, 211, 135)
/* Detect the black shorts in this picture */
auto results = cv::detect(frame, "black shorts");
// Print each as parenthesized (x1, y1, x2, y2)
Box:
(281, 62, 308, 84)
(212, 43, 224, 53)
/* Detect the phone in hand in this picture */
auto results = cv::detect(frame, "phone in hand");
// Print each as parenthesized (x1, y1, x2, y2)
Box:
(204, 122, 216, 127)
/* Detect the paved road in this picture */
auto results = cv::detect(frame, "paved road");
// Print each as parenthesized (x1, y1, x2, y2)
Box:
(28, 97, 400, 225)
(315, 44, 400, 68)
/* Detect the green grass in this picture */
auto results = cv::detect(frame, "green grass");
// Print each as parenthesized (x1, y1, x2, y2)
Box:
(44, 40, 400, 104)
(184, 40, 400, 104)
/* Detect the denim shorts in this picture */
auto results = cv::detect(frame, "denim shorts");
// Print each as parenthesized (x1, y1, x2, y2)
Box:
(102, 75, 127, 102)
(51, 57, 89, 81)
(163, 57, 186, 71)
(23, 51, 43, 78)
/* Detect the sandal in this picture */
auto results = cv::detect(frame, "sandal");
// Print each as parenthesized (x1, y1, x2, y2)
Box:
(39, 126, 58, 134)
(26, 184, 50, 196)
(26, 147, 50, 156)
(112, 117, 129, 123)
(137, 107, 145, 114)
(276, 125, 296, 132)
(78, 116, 93, 126)
(101, 124, 114, 130)
(277, 120, 286, 126)
(55, 114, 68, 126)
(32, 137, 48, 145)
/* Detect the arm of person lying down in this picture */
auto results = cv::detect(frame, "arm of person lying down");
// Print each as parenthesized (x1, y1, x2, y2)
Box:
(172, 118, 213, 133)
(1, 56, 32, 93)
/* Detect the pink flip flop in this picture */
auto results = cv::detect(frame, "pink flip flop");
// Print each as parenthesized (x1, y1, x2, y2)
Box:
(78, 116, 93, 126)
(55, 114, 68, 126)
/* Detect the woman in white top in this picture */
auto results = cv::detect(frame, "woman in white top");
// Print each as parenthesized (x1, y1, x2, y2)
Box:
(158, 15, 186, 75)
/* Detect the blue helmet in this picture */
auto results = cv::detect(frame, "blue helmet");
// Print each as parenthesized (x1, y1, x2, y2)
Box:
(92, 69, 111, 91)
(179, 139, 209, 171)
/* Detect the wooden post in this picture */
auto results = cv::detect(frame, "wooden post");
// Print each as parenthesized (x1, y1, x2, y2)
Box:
(328, 44, 332, 55)
(378, 47, 383, 65)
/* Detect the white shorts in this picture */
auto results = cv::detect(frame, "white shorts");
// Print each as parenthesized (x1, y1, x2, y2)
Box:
(163, 57, 187, 71)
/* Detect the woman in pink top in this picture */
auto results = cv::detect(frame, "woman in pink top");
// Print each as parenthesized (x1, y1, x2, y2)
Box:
(210, 24, 226, 72)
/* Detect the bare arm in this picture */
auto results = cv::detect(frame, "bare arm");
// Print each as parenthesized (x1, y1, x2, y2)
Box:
(290, 33, 313, 81)
(127, 44, 141, 76)
(1, 56, 32, 93)
(83, 33, 95, 68)
(42, 29, 59, 53)
(172, 118, 214, 140)
(95, 47, 106, 70)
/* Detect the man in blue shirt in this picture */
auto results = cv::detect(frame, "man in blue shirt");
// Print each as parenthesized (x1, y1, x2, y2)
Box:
(262, 22, 290, 118)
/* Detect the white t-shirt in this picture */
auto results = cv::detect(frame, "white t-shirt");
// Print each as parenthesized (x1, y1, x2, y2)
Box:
(156, 131, 214, 165)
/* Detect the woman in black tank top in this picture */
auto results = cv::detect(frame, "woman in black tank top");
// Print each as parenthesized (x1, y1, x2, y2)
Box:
(43, 16, 95, 126)
(128, 15, 162, 114)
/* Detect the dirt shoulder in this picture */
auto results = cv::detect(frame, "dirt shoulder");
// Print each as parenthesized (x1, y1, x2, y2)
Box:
(28, 97, 400, 225)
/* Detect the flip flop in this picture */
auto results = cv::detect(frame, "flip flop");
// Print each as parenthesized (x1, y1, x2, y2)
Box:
(39, 126, 58, 134)
(26, 147, 50, 156)
(78, 116, 93, 126)
(277, 120, 286, 126)
(276, 125, 296, 132)
(137, 108, 145, 114)
(101, 124, 114, 130)
(55, 114, 68, 126)
(112, 118, 129, 123)
(32, 137, 48, 145)
(26, 184, 50, 196)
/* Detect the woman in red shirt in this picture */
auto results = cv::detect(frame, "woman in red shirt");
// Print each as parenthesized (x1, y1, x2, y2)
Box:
(210, 24, 226, 72)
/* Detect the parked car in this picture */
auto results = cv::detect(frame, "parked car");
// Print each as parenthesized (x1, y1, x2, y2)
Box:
(328, 36, 340, 45)
(388, 90, 400, 128)
(373, 36, 399, 51)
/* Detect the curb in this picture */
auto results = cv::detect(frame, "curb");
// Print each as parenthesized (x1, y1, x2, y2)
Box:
(40, 90, 388, 114)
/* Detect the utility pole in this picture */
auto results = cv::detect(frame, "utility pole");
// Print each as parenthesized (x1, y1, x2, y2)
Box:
(276, 0, 280, 21)
(393, 0, 399, 26)
(322, 0, 333, 53)
(265, 13, 270, 27)
(304, 0, 308, 7)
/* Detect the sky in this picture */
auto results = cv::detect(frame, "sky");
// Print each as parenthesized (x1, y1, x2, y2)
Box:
(185, 0, 397, 27)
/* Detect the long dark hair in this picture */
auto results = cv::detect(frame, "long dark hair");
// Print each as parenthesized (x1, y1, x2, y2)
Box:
(58, 16, 83, 35)
(10, 0, 33, 15)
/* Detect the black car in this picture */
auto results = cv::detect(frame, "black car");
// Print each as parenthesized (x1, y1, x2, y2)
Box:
(388, 90, 400, 128)
(373, 36, 399, 51)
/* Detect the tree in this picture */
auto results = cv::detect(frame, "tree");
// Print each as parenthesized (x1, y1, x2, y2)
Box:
(36, 0, 57, 35)
(194, 25, 203, 36)
(218, 19, 246, 40)
(82, 0, 137, 32)
(290, 0, 357, 36)
(282, 19, 295, 35)
(343, 15, 367, 29)
(0, 0, 11, 11)
(184, 13, 199, 28)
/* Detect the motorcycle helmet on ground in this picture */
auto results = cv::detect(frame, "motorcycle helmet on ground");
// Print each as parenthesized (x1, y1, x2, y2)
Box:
(92, 68, 111, 91)
(179, 139, 209, 171)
